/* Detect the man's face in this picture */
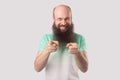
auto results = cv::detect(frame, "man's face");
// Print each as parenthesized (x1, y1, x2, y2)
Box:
(53, 6, 72, 33)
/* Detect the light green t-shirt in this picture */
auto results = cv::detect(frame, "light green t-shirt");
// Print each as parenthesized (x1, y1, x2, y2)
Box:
(38, 33, 87, 80)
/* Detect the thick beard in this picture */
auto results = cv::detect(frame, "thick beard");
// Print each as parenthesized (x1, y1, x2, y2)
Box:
(52, 23, 76, 43)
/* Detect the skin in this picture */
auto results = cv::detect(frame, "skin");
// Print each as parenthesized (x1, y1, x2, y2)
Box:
(34, 5, 88, 73)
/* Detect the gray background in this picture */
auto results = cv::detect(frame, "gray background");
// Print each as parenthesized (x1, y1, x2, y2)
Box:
(0, 0, 120, 80)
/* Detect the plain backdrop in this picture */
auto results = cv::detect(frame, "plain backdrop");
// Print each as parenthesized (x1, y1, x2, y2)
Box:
(0, 0, 120, 80)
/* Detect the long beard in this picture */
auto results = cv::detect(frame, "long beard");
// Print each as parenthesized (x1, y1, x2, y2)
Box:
(52, 23, 76, 43)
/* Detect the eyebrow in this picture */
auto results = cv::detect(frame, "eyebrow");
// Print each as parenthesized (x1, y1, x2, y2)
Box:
(57, 17, 70, 20)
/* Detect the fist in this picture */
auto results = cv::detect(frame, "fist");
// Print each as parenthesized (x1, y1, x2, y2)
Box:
(66, 43, 79, 54)
(46, 41, 59, 53)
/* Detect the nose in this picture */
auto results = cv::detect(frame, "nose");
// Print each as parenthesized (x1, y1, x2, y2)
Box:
(61, 19, 67, 25)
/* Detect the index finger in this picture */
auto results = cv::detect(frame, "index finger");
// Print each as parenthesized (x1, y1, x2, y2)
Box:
(66, 43, 72, 48)
(48, 41, 59, 46)
(66, 43, 78, 48)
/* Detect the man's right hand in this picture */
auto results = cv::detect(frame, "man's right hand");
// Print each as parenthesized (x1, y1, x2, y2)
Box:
(45, 41, 59, 53)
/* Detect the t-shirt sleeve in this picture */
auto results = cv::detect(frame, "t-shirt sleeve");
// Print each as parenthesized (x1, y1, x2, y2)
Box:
(80, 36, 87, 52)
(38, 34, 48, 52)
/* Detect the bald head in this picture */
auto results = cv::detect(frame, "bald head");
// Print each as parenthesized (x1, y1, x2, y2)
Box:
(53, 5, 72, 18)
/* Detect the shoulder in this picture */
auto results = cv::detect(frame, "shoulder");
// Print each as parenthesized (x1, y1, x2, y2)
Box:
(74, 33, 85, 39)
(41, 33, 53, 37)
(41, 33, 54, 41)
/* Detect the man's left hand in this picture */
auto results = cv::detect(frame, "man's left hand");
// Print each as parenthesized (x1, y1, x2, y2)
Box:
(66, 43, 79, 54)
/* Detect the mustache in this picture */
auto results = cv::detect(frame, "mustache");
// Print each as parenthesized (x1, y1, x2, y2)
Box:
(53, 23, 70, 33)
(59, 24, 68, 27)
(56, 25, 68, 31)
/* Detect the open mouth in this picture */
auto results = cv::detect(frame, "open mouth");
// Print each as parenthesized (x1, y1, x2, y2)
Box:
(60, 26, 67, 32)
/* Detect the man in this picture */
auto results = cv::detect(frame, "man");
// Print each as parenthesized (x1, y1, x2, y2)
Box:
(34, 4, 88, 80)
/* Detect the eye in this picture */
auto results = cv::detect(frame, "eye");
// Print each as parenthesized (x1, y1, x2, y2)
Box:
(65, 17, 70, 21)
(57, 18, 62, 21)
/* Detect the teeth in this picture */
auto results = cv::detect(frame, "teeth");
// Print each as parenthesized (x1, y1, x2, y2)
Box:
(60, 27, 66, 30)
(60, 27, 67, 32)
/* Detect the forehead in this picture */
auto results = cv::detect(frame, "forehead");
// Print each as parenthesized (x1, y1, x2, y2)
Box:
(54, 6, 71, 18)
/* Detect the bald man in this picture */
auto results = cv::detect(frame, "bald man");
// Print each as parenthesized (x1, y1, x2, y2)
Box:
(34, 4, 88, 80)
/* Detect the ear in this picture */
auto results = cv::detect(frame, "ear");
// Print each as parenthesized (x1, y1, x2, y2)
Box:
(53, 16, 55, 21)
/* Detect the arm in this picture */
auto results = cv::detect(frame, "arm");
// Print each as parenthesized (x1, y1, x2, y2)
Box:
(34, 41, 59, 72)
(74, 50, 88, 72)
(34, 49, 51, 72)
(66, 43, 88, 73)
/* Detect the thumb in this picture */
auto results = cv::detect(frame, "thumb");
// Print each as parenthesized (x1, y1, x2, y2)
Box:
(52, 41, 59, 46)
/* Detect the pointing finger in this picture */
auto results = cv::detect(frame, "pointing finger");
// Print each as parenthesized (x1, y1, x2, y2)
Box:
(66, 43, 78, 48)
(66, 43, 72, 48)
(48, 41, 59, 46)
